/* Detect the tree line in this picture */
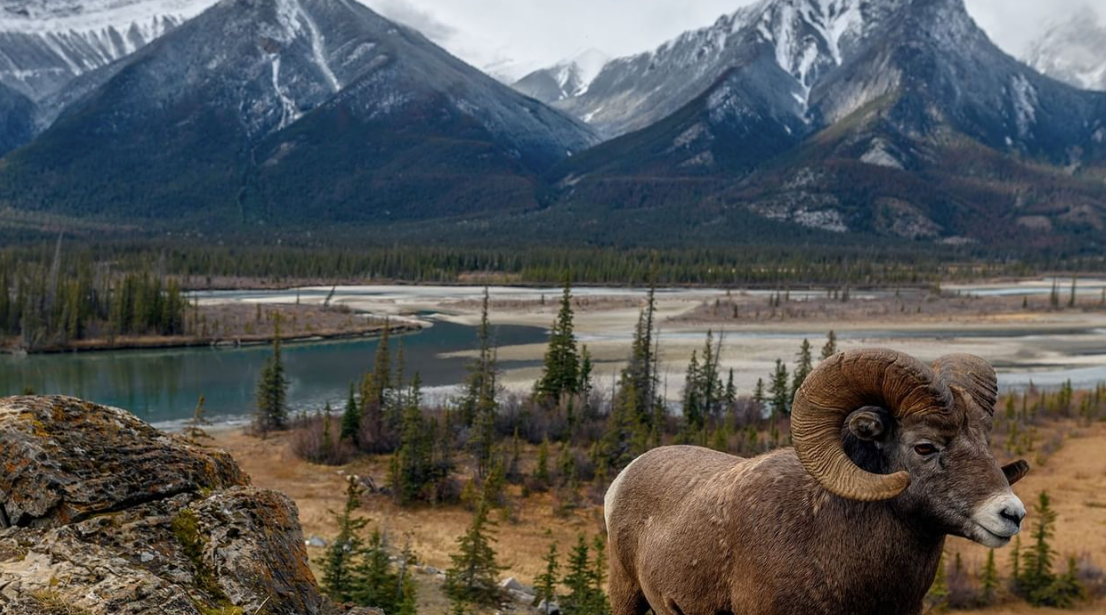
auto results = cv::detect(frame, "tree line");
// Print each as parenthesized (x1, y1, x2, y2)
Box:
(9, 240, 1104, 288)
(0, 244, 187, 351)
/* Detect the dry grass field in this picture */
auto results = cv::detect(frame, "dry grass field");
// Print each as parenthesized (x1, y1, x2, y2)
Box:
(211, 418, 1106, 615)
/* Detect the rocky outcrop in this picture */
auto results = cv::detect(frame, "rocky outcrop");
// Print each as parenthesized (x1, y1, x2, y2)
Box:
(0, 396, 346, 615)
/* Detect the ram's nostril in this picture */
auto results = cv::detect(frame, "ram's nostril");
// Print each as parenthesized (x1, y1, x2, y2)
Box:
(1000, 508, 1025, 526)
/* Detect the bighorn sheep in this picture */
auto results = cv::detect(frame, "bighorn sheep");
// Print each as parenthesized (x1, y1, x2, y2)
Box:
(604, 349, 1030, 615)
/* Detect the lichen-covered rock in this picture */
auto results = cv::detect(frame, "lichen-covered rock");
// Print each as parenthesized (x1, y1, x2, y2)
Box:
(0, 396, 348, 615)
(0, 396, 246, 528)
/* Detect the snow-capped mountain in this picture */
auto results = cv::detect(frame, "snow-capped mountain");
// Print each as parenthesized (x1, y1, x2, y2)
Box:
(550, 0, 1106, 245)
(1026, 6, 1106, 92)
(0, 0, 217, 100)
(513, 48, 610, 103)
(528, 0, 908, 138)
(0, 0, 597, 225)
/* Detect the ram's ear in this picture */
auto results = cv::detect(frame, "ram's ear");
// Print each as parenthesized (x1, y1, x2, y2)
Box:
(847, 408, 891, 443)
(1002, 460, 1030, 486)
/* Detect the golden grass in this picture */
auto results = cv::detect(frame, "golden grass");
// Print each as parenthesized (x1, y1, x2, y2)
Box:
(213, 421, 1106, 614)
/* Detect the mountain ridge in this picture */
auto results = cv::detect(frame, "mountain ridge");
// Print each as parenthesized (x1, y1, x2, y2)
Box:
(0, 0, 597, 226)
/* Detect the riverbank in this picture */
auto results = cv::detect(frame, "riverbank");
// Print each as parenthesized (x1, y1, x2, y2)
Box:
(0, 302, 421, 355)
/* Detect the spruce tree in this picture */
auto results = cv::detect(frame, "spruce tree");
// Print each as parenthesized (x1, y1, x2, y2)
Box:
(254, 318, 288, 435)
(536, 280, 581, 402)
(392, 374, 434, 504)
(980, 549, 999, 605)
(534, 438, 551, 487)
(769, 359, 790, 418)
(562, 535, 592, 615)
(791, 339, 813, 402)
(323, 479, 368, 603)
(533, 542, 560, 614)
(590, 536, 611, 615)
(1020, 491, 1057, 599)
(444, 503, 504, 607)
(926, 553, 949, 613)
(362, 324, 392, 446)
(459, 288, 493, 427)
(820, 330, 838, 360)
(341, 382, 361, 442)
(682, 350, 703, 431)
(351, 529, 402, 613)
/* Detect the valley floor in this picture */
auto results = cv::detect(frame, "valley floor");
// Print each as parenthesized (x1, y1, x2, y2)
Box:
(211, 419, 1106, 615)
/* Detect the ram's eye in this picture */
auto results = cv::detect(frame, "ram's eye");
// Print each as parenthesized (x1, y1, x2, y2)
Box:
(914, 443, 938, 456)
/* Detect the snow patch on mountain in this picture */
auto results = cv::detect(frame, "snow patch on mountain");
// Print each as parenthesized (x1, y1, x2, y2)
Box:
(0, 0, 216, 100)
(1010, 73, 1039, 138)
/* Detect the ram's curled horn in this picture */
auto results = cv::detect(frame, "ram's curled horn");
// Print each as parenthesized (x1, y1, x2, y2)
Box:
(932, 354, 999, 416)
(791, 348, 953, 502)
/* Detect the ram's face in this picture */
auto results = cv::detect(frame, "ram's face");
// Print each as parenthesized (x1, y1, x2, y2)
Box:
(853, 394, 1029, 548)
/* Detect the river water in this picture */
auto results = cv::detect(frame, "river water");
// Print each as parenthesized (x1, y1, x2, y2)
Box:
(2, 282, 1104, 425)
(0, 320, 547, 426)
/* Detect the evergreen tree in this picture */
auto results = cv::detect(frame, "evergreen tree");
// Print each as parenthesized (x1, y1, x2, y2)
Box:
(534, 438, 551, 487)
(562, 535, 593, 615)
(769, 360, 790, 418)
(562, 534, 608, 615)
(615, 282, 660, 430)
(533, 542, 560, 614)
(926, 553, 949, 613)
(254, 317, 288, 435)
(459, 288, 493, 427)
(682, 350, 703, 431)
(980, 549, 999, 606)
(791, 339, 814, 402)
(579, 345, 594, 402)
(536, 280, 581, 402)
(469, 350, 500, 479)
(590, 536, 611, 615)
(820, 330, 838, 360)
(1020, 491, 1056, 599)
(351, 529, 401, 612)
(362, 324, 392, 446)
(753, 378, 766, 409)
(323, 479, 368, 603)
(724, 369, 737, 415)
(341, 382, 361, 442)
(391, 374, 436, 504)
(444, 503, 504, 607)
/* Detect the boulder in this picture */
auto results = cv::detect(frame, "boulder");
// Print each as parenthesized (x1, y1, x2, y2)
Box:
(0, 395, 245, 528)
(0, 396, 350, 615)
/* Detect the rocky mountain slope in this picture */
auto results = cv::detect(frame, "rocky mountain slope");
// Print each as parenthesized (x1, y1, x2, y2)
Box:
(0, 81, 34, 155)
(0, 0, 597, 226)
(0, 395, 362, 614)
(0, 0, 216, 101)
(545, 0, 1106, 247)
(1026, 7, 1106, 92)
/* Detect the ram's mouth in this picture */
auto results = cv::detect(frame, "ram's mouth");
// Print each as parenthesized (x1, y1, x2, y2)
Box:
(972, 522, 1016, 547)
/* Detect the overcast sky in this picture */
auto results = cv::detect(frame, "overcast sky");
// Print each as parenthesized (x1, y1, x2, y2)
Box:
(361, 0, 1101, 80)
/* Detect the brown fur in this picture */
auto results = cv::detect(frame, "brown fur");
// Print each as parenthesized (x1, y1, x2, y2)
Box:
(606, 446, 943, 615)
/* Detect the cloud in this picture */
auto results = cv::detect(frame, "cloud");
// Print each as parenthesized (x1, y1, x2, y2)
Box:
(365, 0, 457, 42)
